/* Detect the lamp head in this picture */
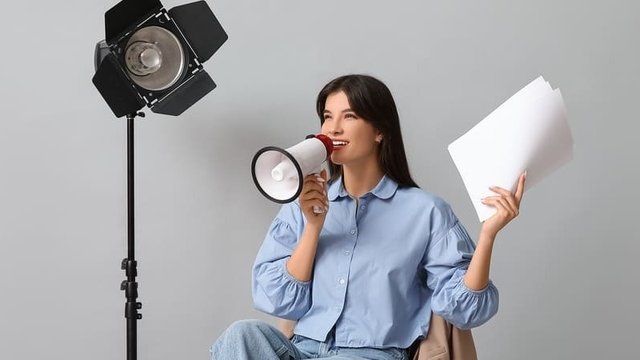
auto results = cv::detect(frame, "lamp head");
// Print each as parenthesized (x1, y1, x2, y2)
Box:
(92, 0, 227, 117)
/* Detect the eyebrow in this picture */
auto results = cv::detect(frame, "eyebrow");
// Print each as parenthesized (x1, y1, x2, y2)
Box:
(323, 109, 355, 114)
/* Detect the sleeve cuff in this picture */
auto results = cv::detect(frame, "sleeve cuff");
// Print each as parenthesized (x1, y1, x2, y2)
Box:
(459, 278, 495, 295)
(282, 258, 312, 286)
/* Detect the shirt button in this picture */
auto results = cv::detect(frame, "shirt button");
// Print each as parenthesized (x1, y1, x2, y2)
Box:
(339, 278, 346, 285)
(344, 250, 350, 256)
(360, 205, 366, 210)
(350, 229, 356, 235)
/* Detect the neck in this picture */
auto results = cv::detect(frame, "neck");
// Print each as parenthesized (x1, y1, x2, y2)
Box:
(341, 161, 384, 198)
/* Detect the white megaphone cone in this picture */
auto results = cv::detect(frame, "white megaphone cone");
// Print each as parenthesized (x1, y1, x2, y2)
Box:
(251, 134, 334, 205)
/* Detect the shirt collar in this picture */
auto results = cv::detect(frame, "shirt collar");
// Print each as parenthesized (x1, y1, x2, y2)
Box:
(328, 175, 398, 201)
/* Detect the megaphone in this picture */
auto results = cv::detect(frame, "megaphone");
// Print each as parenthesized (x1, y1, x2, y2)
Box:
(251, 134, 334, 204)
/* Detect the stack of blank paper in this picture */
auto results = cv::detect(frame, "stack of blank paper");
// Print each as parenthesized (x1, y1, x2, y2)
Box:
(448, 76, 573, 222)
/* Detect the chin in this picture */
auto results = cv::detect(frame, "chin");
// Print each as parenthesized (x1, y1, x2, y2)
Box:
(330, 153, 346, 165)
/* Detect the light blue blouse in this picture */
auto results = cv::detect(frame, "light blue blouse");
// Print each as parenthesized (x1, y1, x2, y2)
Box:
(252, 175, 498, 348)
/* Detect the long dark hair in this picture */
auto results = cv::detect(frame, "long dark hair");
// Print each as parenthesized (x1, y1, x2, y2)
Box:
(316, 74, 419, 188)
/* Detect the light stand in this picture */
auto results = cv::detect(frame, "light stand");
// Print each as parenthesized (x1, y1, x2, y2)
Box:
(120, 112, 144, 360)
(91, 0, 227, 358)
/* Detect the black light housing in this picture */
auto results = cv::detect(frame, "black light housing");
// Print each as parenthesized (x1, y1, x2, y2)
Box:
(92, 0, 227, 117)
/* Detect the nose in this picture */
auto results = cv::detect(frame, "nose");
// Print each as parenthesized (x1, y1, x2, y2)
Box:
(327, 121, 343, 136)
(322, 117, 343, 136)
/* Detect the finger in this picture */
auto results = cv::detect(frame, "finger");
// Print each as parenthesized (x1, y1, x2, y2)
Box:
(320, 169, 328, 181)
(480, 196, 500, 208)
(301, 183, 326, 197)
(482, 196, 505, 209)
(481, 195, 508, 203)
(302, 177, 327, 194)
(488, 186, 511, 197)
(301, 190, 326, 205)
(300, 186, 329, 203)
(496, 191, 519, 213)
(300, 188, 325, 198)
(303, 174, 326, 187)
(488, 186, 518, 212)
(481, 197, 514, 217)
(301, 174, 328, 208)
(514, 171, 526, 203)
(504, 196, 518, 214)
(304, 199, 329, 214)
(303, 173, 327, 188)
(300, 189, 328, 204)
(496, 197, 516, 216)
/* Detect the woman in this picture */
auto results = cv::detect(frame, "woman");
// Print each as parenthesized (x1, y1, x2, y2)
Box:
(211, 74, 525, 360)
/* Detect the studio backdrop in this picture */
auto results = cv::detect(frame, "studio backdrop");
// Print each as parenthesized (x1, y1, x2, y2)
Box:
(0, 0, 638, 359)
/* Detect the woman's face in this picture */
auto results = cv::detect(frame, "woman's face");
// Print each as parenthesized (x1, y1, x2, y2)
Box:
(321, 91, 381, 167)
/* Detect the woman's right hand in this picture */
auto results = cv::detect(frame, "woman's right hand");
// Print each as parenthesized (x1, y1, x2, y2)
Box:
(299, 169, 329, 228)
(286, 170, 329, 281)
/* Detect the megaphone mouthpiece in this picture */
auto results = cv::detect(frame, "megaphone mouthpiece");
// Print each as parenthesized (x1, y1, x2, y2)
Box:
(310, 133, 334, 156)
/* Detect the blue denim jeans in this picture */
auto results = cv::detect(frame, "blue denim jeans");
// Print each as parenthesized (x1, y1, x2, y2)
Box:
(210, 319, 408, 360)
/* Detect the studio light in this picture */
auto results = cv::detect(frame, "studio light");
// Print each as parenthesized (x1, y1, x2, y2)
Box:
(92, 0, 227, 117)
(91, 1, 227, 359)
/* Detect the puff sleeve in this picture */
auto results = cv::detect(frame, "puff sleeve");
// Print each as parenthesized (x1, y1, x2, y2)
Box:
(252, 203, 312, 320)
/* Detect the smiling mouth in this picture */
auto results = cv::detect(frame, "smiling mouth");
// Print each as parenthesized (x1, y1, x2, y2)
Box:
(332, 140, 349, 148)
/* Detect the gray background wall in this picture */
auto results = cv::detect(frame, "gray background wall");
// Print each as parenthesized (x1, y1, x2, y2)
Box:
(1, 0, 638, 359)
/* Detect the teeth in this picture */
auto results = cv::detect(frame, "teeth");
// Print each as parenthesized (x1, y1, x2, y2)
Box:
(333, 140, 348, 146)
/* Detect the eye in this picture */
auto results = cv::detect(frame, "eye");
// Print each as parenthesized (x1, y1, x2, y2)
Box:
(323, 114, 332, 121)
(344, 113, 357, 119)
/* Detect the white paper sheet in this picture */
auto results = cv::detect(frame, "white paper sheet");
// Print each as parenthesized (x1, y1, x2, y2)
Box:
(448, 76, 574, 222)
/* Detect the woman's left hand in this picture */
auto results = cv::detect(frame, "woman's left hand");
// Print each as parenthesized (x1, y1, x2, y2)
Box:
(480, 172, 526, 237)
